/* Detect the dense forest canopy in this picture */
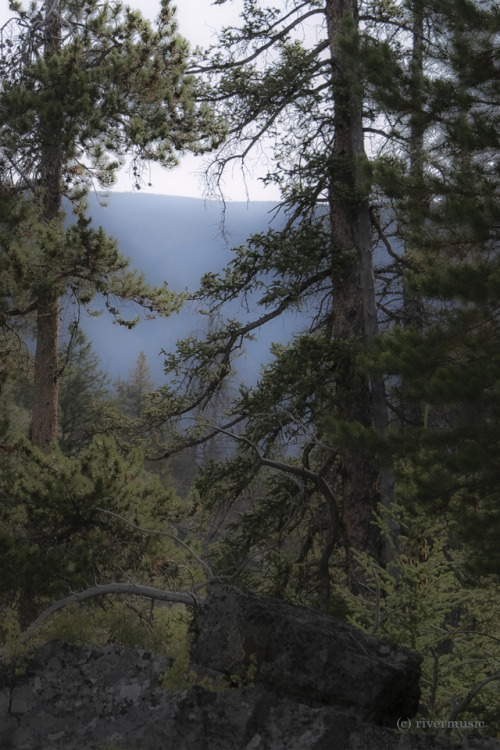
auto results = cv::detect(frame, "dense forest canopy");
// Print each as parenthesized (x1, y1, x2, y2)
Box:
(0, 0, 499, 735)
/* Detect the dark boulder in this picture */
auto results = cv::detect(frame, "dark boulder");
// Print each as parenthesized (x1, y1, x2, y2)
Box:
(191, 585, 422, 725)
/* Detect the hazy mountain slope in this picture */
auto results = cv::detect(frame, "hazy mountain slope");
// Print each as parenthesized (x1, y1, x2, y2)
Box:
(80, 194, 280, 383)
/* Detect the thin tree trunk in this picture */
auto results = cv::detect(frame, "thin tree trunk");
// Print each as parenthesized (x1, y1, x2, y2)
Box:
(395, 0, 426, 436)
(403, 1, 426, 330)
(31, 296, 60, 451)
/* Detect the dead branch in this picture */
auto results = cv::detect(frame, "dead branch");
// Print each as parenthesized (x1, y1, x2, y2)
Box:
(96, 507, 214, 580)
(23, 583, 205, 641)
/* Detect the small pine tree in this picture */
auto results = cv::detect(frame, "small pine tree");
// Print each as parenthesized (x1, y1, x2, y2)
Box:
(58, 330, 112, 454)
(0, 434, 187, 629)
(114, 351, 154, 420)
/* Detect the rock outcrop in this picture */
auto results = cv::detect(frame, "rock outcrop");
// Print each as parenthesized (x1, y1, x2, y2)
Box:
(0, 585, 498, 750)
(191, 584, 422, 725)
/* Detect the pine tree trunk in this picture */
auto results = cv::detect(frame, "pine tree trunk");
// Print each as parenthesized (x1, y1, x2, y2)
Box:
(30, 0, 63, 452)
(326, 0, 390, 590)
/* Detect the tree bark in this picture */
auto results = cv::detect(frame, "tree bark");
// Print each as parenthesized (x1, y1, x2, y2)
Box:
(326, 0, 391, 589)
(30, 0, 63, 452)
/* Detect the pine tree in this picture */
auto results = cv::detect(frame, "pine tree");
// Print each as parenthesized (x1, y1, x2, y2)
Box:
(0, 433, 185, 627)
(372, 0, 500, 576)
(147, 0, 500, 603)
(58, 330, 112, 454)
(0, 191, 36, 395)
(0, 0, 223, 452)
(147, 0, 405, 602)
(114, 351, 154, 420)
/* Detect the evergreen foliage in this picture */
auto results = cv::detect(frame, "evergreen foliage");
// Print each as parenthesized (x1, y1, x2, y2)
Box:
(58, 329, 113, 454)
(0, 433, 189, 626)
(370, 0, 500, 576)
(0, 1, 220, 635)
(36, 599, 190, 656)
(145, 0, 500, 588)
(114, 350, 154, 420)
(136, 7, 500, 731)
(340, 506, 500, 736)
(0, 2, 215, 644)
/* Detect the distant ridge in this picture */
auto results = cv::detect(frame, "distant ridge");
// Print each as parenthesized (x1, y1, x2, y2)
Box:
(79, 193, 280, 383)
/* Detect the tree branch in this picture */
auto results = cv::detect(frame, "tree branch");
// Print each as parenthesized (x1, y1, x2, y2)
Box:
(95, 507, 214, 581)
(23, 583, 205, 640)
(190, 7, 323, 74)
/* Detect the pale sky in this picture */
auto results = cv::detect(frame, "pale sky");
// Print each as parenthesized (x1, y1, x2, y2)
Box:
(0, 0, 279, 202)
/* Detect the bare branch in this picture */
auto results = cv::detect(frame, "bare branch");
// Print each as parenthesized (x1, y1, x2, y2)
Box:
(23, 583, 205, 640)
(370, 207, 402, 264)
(190, 7, 324, 74)
(95, 507, 214, 581)
(200, 420, 340, 534)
